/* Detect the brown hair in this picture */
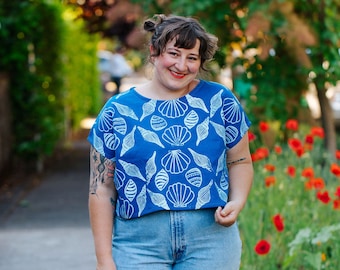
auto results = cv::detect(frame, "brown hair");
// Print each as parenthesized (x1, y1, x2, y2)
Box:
(144, 14, 218, 71)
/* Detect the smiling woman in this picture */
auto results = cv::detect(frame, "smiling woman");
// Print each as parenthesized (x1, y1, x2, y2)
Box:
(87, 14, 253, 270)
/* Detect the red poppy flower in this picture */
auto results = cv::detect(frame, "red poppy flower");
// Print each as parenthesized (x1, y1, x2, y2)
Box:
(317, 191, 331, 204)
(330, 163, 340, 177)
(272, 214, 284, 232)
(264, 164, 276, 172)
(310, 126, 325, 138)
(305, 134, 314, 145)
(335, 150, 340, 160)
(301, 167, 314, 178)
(333, 199, 340, 210)
(254, 240, 271, 255)
(252, 147, 270, 162)
(286, 165, 296, 177)
(259, 121, 269, 132)
(288, 138, 302, 150)
(248, 131, 256, 142)
(312, 178, 325, 189)
(274, 145, 282, 154)
(285, 119, 299, 131)
(265, 175, 276, 187)
(335, 187, 340, 197)
(305, 179, 314, 190)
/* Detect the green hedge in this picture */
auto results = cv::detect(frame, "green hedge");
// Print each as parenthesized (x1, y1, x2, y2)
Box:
(0, 0, 101, 171)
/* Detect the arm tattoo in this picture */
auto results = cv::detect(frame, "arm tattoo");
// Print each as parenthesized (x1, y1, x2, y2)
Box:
(89, 146, 115, 195)
(227, 157, 246, 166)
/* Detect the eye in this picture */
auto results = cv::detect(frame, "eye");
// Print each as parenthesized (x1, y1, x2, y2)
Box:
(188, 56, 199, 61)
(168, 51, 179, 57)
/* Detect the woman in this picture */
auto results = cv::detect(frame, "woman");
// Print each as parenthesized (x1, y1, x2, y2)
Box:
(88, 14, 253, 270)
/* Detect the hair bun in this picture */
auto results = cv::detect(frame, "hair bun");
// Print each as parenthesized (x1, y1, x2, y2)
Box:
(144, 20, 156, 32)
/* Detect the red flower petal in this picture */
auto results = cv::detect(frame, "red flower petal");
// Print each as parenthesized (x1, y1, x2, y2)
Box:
(317, 191, 331, 204)
(254, 240, 271, 255)
(259, 121, 269, 132)
(286, 119, 299, 131)
(272, 214, 284, 232)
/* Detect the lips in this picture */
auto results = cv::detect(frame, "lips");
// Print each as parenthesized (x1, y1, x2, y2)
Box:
(170, 70, 186, 79)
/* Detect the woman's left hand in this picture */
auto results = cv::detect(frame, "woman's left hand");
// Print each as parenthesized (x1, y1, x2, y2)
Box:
(214, 201, 241, 227)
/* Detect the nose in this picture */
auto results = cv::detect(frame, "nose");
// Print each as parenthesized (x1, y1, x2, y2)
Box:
(175, 57, 187, 72)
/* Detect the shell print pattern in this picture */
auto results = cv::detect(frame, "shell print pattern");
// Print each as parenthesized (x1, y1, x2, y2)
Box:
(137, 126, 165, 148)
(124, 179, 137, 202)
(112, 117, 127, 135)
(166, 183, 195, 208)
(98, 107, 115, 132)
(114, 168, 125, 190)
(222, 98, 242, 124)
(158, 99, 188, 118)
(186, 94, 209, 113)
(150, 115, 168, 131)
(185, 168, 202, 187)
(225, 126, 239, 145)
(188, 148, 213, 172)
(161, 150, 190, 174)
(104, 133, 120, 150)
(196, 117, 209, 146)
(119, 200, 134, 219)
(148, 189, 170, 210)
(121, 126, 136, 156)
(195, 180, 213, 209)
(162, 125, 191, 146)
(214, 182, 228, 202)
(93, 130, 105, 156)
(184, 110, 199, 129)
(112, 102, 138, 120)
(155, 169, 169, 191)
(145, 151, 157, 183)
(216, 150, 226, 176)
(210, 121, 226, 144)
(136, 185, 147, 217)
(210, 89, 223, 118)
(119, 159, 146, 182)
(140, 99, 157, 121)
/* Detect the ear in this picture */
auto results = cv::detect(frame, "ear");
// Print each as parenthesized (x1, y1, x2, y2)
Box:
(149, 45, 156, 55)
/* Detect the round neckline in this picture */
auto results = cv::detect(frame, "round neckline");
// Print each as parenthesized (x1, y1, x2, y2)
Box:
(131, 80, 204, 102)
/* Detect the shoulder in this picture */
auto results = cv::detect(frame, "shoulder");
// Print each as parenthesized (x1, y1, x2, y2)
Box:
(199, 80, 235, 97)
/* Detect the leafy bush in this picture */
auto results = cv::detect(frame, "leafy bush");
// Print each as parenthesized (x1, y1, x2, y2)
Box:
(240, 120, 340, 269)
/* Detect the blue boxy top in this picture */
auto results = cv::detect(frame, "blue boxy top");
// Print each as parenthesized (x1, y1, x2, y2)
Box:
(88, 80, 251, 219)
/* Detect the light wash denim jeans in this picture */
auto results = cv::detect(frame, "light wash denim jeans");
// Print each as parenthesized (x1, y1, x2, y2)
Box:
(112, 208, 242, 270)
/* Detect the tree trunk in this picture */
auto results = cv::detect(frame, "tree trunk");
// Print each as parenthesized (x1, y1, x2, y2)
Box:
(315, 81, 336, 157)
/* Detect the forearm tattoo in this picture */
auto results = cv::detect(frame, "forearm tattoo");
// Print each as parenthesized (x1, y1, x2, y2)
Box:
(89, 146, 115, 195)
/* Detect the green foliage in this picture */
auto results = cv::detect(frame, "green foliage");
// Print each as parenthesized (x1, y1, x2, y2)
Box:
(62, 8, 102, 131)
(0, 0, 101, 169)
(0, 0, 65, 163)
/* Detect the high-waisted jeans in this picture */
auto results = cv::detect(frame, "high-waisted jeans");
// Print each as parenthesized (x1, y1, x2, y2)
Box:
(112, 208, 242, 269)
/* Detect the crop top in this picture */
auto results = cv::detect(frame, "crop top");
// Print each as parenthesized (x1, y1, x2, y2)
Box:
(88, 80, 251, 219)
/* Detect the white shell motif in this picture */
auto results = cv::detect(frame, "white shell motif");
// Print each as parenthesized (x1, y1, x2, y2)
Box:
(184, 110, 199, 129)
(225, 126, 239, 145)
(98, 107, 115, 132)
(186, 94, 209, 113)
(136, 185, 147, 217)
(162, 125, 191, 146)
(124, 179, 137, 202)
(146, 151, 157, 183)
(104, 133, 120, 150)
(214, 182, 228, 202)
(161, 150, 190, 174)
(222, 98, 241, 124)
(150, 115, 167, 131)
(185, 168, 202, 187)
(166, 183, 195, 207)
(114, 168, 125, 190)
(119, 199, 134, 219)
(158, 99, 188, 118)
(188, 148, 213, 172)
(195, 180, 213, 209)
(196, 117, 209, 146)
(210, 89, 223, 118)
(112, 102, 138, 120)
(155, 169, 169, 191)
(137, 126, 165, 148)
(112, 117, 127, 135)
(148, 189, 170, 210)
(140, 99, 157, 121)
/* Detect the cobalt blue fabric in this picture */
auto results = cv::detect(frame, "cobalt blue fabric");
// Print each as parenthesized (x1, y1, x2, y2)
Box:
(88, 80, 251, 219)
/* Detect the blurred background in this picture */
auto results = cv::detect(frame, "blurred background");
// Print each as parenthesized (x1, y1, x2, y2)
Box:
(0, 0, 339, 177)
